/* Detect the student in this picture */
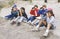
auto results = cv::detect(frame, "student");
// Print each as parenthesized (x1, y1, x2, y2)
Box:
(34, 10, 55, 37)
(11, 7, 28, 26)
(31, 5, 48, 26)
(5, 7, 19, 20)
(27, 5, 40, 23)
(30, 7, 43, 25)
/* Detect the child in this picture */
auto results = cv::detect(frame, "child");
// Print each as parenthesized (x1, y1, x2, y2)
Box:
(27, 5, 40, 23)
(35, 10, 55, 37)
(11, 7, 28, 26)
(30, 7, 43, 25)
(31, 5, 48, 26)
(5, 7, 19, 20)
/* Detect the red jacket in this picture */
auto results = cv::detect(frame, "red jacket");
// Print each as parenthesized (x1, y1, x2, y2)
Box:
(30, 8, 40, 17)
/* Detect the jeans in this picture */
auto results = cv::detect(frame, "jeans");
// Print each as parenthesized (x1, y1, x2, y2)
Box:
(12, 16, 27, 23)
(27, 16, 36, 22)
(5, 14, 17, 20)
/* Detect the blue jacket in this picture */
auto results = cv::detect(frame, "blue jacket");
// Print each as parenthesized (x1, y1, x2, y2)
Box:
(11, 10, 19, 16)
(38, 9, 48, 15)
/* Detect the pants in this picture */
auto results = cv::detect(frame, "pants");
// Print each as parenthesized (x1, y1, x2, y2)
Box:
(27, 16, 36, 22)
(5, 14, 17, 20)
(12, 16, 27, 23)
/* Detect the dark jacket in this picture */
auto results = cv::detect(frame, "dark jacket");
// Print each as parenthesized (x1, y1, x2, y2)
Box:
(22, 12, 28, 19)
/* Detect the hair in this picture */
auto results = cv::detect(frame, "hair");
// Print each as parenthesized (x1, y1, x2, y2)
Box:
(32, 7, 35, 9)
(20, 7, 25, 11)
(11, 7, 16, 11)
(34, 5, 38, 8)
(40, 7, 43, 9)
(42, 5, 47, 8)
(47, 10, 55, 17)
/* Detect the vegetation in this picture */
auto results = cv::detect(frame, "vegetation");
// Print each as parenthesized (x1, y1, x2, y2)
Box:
(8, 0, 15, 6)
(0, 0, 15, 10)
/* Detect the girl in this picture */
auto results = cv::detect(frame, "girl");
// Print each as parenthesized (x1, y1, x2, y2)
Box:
(34, 10, 55, 37)
(5, 7, 19, 20)
(31, 5, 48, 26)
(11, 7, 28, 26)
(27, 5, 40, 23)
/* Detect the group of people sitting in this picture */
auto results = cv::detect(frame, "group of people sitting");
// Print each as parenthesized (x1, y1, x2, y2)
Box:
(5, 4, 55, 37)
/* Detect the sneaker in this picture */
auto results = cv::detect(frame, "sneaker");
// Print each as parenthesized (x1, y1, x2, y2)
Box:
(43, 31, 49, 37)
(17, 22, 20, 26)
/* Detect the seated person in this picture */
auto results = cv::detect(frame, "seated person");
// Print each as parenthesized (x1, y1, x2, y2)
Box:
(27, 5, 40, 23)
(33, 10, 55, 37)
(11, 7, 28, 26)
(5, 7, 19, 20)
(31, 5, 48, 26)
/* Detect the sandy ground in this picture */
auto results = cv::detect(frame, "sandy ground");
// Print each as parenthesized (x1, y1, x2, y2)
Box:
(0, 1, 60, 39)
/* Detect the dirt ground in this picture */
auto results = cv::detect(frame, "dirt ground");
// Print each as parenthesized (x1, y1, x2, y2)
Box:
(0, 1, 60, 39)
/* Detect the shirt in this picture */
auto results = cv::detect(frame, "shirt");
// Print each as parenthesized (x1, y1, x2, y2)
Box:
(11, 10, 19, 16)
(22, 12, 28, 19)
(38, 9, 48, 15)
(30, 8, 40, 17)
(47, 16, 55, 26)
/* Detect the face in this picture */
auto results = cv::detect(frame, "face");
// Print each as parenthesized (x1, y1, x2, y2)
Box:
(20, 9, 24, 13)
(43, 7, 46, 10)
(47, 12, 51, 17)
(13, 8, 16, 11)
(48, 12, 51, 17)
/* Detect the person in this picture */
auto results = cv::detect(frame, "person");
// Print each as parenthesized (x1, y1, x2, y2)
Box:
(30, 7, 43, 25)
(34, 10, 55, 37)
(11, 7, 28, 26)
(5, 7, 19, 20)
(27, 5, 40, 24)
(31, 5, 48, 26)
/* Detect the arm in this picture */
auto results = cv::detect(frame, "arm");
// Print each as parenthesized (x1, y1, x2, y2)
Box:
(35, 11, 37, 16)
(20, 10, 22, 16)
(47, 16, 55, 24)
(49, 17, 55, 23)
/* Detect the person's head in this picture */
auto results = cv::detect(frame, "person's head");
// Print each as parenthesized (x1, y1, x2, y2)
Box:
(34, 5, 38, 8)
(32, 7, 35, 10)
(12, 7, 17, 11)
(40, 7, 43, 10)
(42, 5, 47, 9)
(20, 7, 25, 13)
(47, 10, 55, 17)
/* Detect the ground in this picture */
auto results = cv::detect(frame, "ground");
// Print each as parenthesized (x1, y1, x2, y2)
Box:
(0, 1, 60, 39)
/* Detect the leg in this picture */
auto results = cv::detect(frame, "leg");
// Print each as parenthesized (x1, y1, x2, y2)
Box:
(11, 16, 20, 25)
(27, 16, 32, 22)
(43, 23, 52, 37)
(35, 20, 47, 30)
(27, 16, 36, 23)
(17, 16, 24, 26)
(5, 14, 12, 20)
(31, 19, 38, 25)
(30, 16, 36, 22)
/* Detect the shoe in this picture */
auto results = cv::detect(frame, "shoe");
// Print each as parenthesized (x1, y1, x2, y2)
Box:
(43, 31, 49, 37)
(17, 22, 20, 26)
(11, 21, 16, 25)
